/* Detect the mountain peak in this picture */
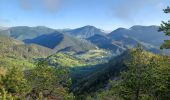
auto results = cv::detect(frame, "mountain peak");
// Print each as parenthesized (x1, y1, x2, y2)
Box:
(82, 25, 97, 28)
(65, 25, 106, 38)
(35, 26, 50, 29)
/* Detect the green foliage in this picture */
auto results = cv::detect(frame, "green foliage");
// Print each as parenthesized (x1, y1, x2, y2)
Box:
(159, 6, 170, 49)
(95, 47, 170, 100)
(47, 53, 86, 67)
(0, 56, 35, 69)
(163, 6, 170, 13)
(0, 58, 74, 100)
(47, 49, 111, 68)
(150, 55, 170, 99)
(3, 67, 30, 94)
(26, 61, 74, 100)
(118, 46, 155, 100)
(160, 40, 170, 49)
(0, 88, 14, 100)
(74, 49, 112, 65)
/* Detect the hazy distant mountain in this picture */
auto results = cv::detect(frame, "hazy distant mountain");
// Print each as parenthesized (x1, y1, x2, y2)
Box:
(64, 25, 106, 38)
(88, 26, 166, 54)
(0, 25, 106, 41)
(0, 26, 56, 40)
(24, 31, 96, 53)
(108, 25, 167, 47)
(0, 25, 167, 54)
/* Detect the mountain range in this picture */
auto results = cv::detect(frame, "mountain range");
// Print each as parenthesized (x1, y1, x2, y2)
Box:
(0, 24, 169, 99)
(0, 25, 168, 55)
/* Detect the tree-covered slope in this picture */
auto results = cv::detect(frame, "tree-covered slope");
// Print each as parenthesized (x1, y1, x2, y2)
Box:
(24, 31, 97, 53)
(72, 48, 170, 99)
(0, 35, 52, 59)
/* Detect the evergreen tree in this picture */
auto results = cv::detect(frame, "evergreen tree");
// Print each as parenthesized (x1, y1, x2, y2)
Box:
(26, 61, 74, 100)
(159, 6, 170, 49)
(2, 66, 30, 96)
(150, 56, 170, 100)
(118, 46, 155, 100)
(0, 66, 30, 99)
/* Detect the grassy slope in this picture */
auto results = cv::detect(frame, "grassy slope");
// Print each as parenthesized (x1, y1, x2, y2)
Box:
(46, 53, 86, 67)
(0, 56, 35, 69)
(46, 49, 112, 68)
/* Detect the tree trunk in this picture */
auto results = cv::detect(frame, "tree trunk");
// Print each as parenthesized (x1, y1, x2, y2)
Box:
(134, 88, 139, 100)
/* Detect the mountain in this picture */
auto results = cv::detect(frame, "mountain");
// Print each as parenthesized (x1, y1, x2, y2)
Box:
(0, 25, 167, 55)
(64, 25, 106, 38)
(88, 34, 161, 55)
(108, 25, 167, 47)
(0, 26, 56, 40)
(88, 34, 127, 54)
(87, 25, 168, 54)
(0, 35, 52, 59)
(24, 31, 96, 53)
(0, 25, 105, 41)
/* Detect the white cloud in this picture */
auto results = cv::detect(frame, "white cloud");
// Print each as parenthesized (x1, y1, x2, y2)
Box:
(19, 0, 33, 10)
(19, 0, 68, 12)
(43, 0, 60, 12)
(111, 0, 166, 20)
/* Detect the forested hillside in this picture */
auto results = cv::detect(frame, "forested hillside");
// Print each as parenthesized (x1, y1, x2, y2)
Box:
(0, 4, 170, 100)
(0, 35, 52, 59)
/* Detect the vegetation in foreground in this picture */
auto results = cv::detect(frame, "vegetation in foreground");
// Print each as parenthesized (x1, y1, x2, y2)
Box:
(0, 44, 170, 100)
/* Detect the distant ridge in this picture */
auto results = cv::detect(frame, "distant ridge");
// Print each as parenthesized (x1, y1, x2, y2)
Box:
(24, 31, 96, 53)
(0, 25, 168, 55)
(0, 26, 56, 40)
(64, 25, 106, 38)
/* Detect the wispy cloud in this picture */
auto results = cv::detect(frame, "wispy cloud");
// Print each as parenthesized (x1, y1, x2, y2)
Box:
(19, 0, 33, 10)
(111, 0, 166, 21)
(19, 0, 68, 13)
(43, 0, 61, 12)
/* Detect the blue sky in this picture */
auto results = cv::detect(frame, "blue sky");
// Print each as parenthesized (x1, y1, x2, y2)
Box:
(0, 0, 169, 30)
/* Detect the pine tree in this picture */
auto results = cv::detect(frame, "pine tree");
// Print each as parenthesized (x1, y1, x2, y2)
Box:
(159, 7, 170, 49)
(117, 45, 155, 100)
